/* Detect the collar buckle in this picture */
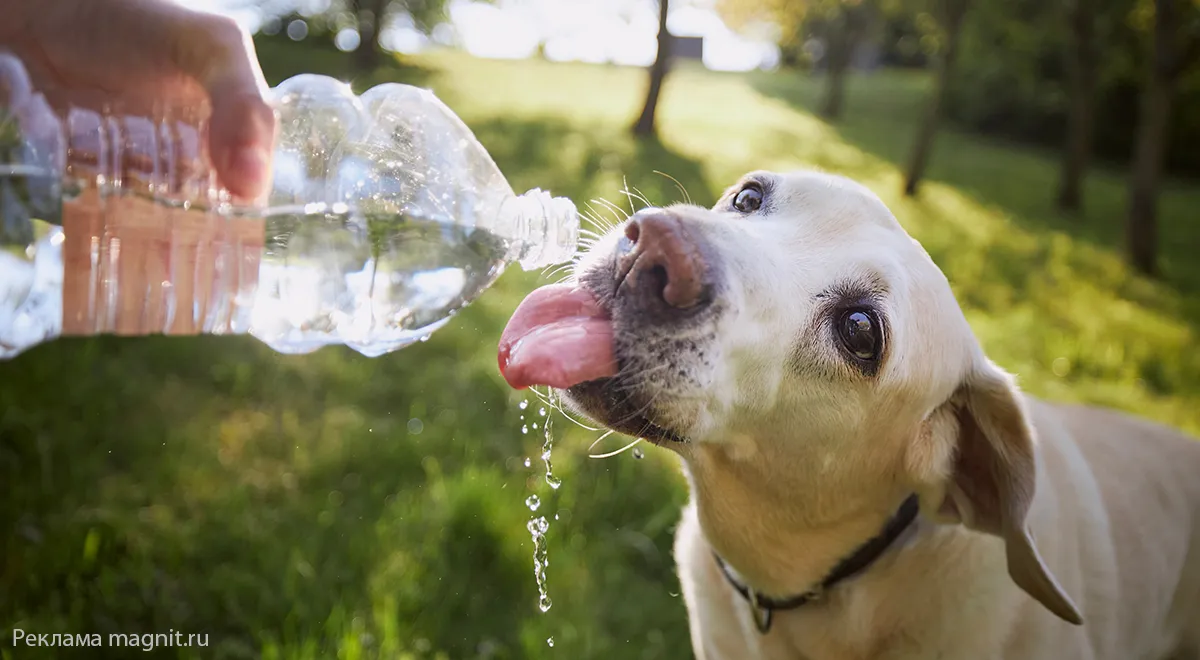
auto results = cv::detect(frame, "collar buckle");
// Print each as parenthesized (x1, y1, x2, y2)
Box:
(747, 590, 773, 634)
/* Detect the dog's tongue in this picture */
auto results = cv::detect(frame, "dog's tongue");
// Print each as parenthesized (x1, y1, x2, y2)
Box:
(498, 284, 617, 390)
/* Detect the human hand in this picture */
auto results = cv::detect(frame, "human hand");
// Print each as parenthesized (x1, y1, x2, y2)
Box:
(0, 0, 276, 201)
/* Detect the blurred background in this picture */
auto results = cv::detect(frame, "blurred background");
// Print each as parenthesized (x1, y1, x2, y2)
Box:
(2, 0, 1199, 657)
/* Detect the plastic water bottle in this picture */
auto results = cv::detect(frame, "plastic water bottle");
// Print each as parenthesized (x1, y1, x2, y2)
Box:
(0, 52, 579, 360)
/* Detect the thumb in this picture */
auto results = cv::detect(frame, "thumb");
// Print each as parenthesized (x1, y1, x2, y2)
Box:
(172, 11, 277, 202)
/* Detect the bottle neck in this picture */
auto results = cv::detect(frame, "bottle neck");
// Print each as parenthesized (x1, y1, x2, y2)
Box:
(505, 188, 580, 271)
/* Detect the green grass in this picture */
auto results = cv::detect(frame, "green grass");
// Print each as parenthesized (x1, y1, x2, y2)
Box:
(2, 37, 1198, 659)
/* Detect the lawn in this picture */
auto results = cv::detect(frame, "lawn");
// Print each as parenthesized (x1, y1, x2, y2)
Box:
(2, 36, 1198, 660)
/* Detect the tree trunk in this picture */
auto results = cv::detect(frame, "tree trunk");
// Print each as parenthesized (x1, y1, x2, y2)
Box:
(1125, 0, 1181, 277)
(1123, 0, 1200, 276)
(1126, 76, 1171, 276)
(633, 0, 672, 137)
(818, 5, 872, 121)
(351, 0, 388, 73)
(819, 24, 851, 119)
(902, 0, 970, 197)
(1055, 0, 1097, 214)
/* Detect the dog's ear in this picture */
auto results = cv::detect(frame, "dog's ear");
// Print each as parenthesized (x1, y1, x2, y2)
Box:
(940, 360, 1084, 626)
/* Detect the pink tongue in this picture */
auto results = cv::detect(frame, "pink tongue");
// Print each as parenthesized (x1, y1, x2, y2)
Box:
(498, 284, 617, 390)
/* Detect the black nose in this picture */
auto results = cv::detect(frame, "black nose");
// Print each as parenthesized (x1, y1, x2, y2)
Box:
(617, 210, 709, 310)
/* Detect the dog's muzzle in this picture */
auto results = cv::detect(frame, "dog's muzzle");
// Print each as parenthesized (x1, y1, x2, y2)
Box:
(613, 209, 715, 319)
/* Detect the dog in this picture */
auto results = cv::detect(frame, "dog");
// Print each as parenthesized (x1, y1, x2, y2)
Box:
(497, 170, 1200, 659)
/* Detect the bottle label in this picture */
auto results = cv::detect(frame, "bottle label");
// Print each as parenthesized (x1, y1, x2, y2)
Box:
(60, 193, 265, 337)
(61, 189, 102, 336)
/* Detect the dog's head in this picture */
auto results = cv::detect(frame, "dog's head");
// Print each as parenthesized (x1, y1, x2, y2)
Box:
(499, 169, 1082, 625)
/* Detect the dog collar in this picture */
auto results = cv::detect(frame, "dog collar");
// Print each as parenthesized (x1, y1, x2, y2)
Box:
(713, 493, 921, 634)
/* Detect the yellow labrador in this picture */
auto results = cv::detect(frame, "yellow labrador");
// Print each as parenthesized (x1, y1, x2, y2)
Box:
(497, 170, 1200, 659)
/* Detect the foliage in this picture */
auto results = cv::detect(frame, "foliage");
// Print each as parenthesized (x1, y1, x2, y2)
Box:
(946, 0, 1200, 175)
(246, 0, 456, 47)
(716, 0, 878, 66)
(3, 38, 1200, 660)
(718, 0, 954, 71)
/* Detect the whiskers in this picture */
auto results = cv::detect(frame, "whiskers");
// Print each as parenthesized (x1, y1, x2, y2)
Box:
(619, 176, 655, 215)
(572, 171, 691, 251)
(588, 435, 643, 460)
(528, 386, 604, 432)
(653, 170, 693, 206)
(586, 429, 618, 454)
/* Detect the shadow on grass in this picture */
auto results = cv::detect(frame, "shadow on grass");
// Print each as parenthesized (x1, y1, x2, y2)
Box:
(468, 117, 714, 220)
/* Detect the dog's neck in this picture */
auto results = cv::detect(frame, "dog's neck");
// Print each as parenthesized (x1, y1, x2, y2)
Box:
(681, 432, 918, 599)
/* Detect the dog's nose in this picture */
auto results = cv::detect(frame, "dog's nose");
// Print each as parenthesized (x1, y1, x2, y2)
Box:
(618, 211, 707, 309)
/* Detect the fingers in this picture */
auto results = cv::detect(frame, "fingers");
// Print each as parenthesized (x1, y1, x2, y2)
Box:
(207, 84, 276, 202)
(169, 9, 277, 202)
(11, 0, 279, 202)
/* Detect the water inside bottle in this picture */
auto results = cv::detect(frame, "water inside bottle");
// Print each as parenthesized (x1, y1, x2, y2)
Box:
(0, 176, 519, 358)
(253, 204, 514, 356)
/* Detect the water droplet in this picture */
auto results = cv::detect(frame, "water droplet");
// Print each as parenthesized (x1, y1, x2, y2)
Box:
(519, 400, 529, 410)
(554, 513, 560, 520)
(407, 418, 424, 435)
(528, 514, 552, 613)
(419, 334, 430, 342)
(526, 494, 541, 511)
(633, 447, 644, 459)
(521, 424, 529, 434)
(532, 422, 539, 430)
(526, 516, 549, 534)
(524, 457, 532, 468)
(547, 637, 555, 647)
(539, 407, 547, 417)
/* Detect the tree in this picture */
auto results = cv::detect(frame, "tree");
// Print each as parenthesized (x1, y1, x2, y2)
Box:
(901, 0, 972, 196)
(718, 0, 809, 68)
(815, 1, 878, 119)
(633, 0, 674, 137)
(1125, 0, 1200, 276)
(348, 0, 391, 72)
(1055, 0, 1099, 213)
(717, 0, 882, 121)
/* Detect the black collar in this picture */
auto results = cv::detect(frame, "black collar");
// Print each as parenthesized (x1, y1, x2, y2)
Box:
(713, 493, 921, 634)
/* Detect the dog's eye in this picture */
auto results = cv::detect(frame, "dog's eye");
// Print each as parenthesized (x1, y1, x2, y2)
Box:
(732, 184, 763, 213)
(837, 310, 880, 361)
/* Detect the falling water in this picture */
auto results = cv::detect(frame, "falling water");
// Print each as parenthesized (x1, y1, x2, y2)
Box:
(540, 406, 562, 490)
(521, 395, 560, 617)
(527, 515, 552, 612)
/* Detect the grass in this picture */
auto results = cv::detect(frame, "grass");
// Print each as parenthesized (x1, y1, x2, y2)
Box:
(2, 36, 1198, 659)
